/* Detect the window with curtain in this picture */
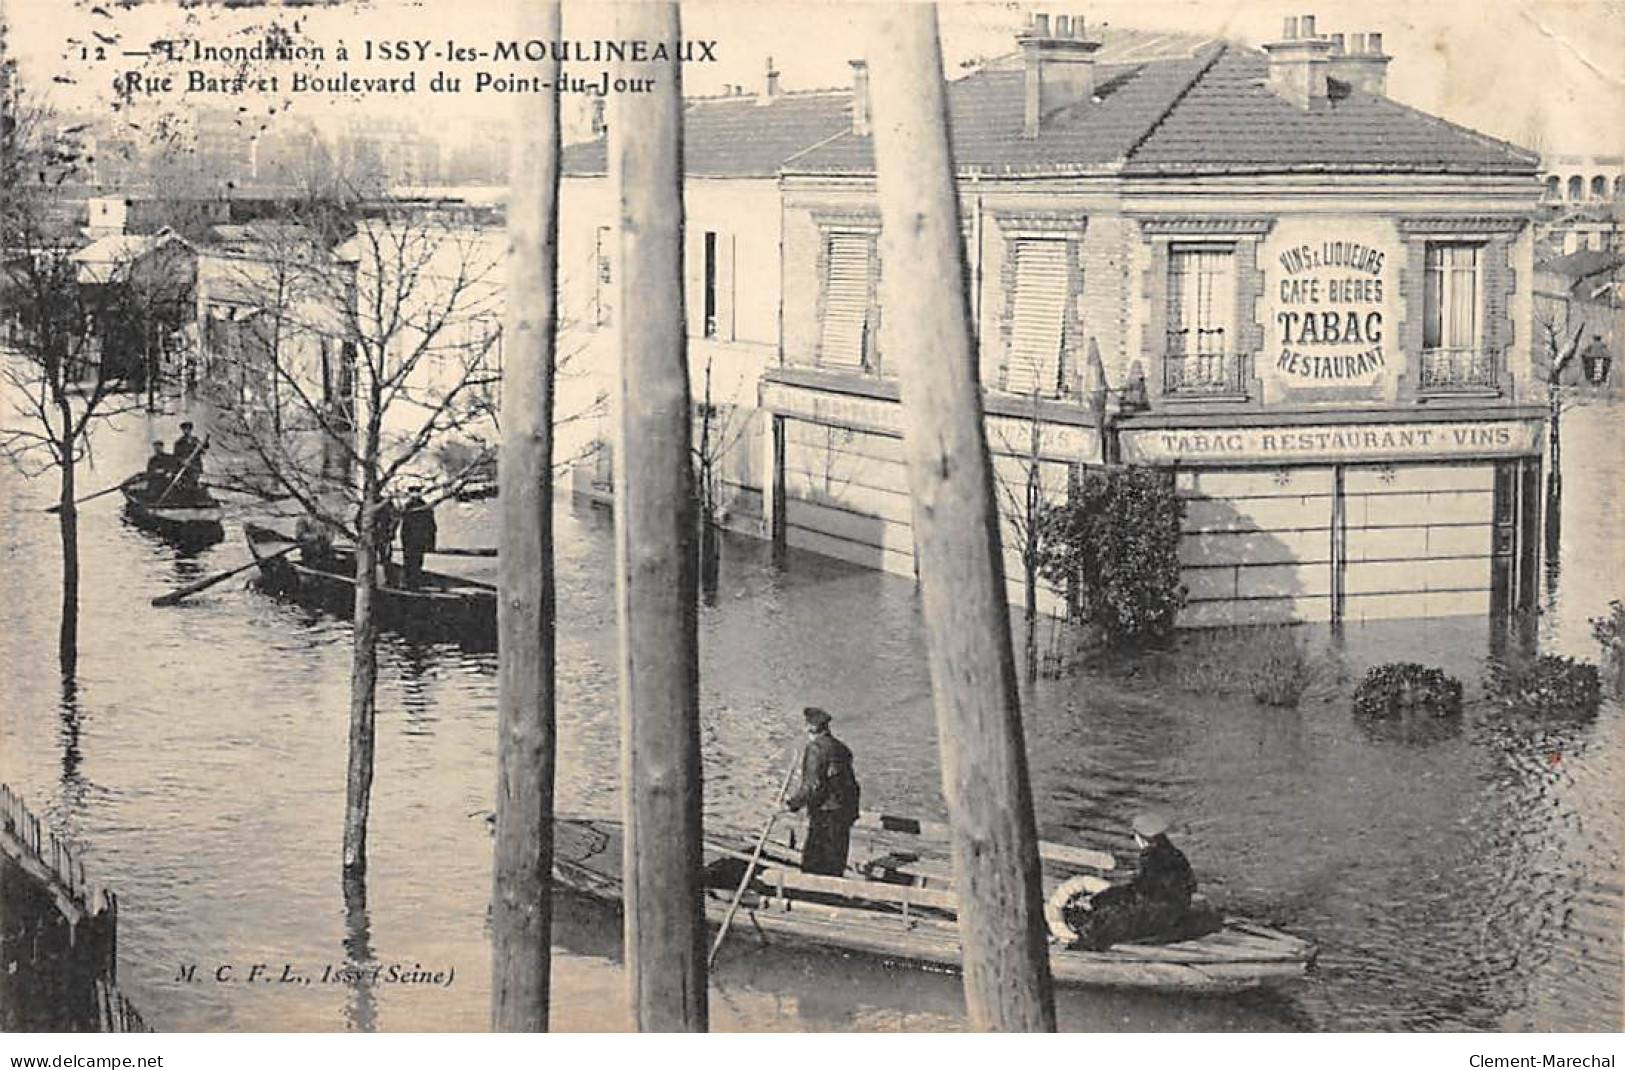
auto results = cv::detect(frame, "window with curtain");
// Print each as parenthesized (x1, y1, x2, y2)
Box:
(1004, 238, 1068, 395)
(1423, 243, 1479, 354)
(818, 233, 872, 369)
(1167, 247, 1233, 360)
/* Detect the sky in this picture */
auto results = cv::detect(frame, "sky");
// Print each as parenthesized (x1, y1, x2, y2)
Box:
(4, 0, 1623, 159)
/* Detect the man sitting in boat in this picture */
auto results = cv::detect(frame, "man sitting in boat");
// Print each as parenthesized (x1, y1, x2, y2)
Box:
(1048, 811, 1201, 951)
(295, 512, 337, 571)
(784, 707, 861, 876)
(142, 441, 178, 491)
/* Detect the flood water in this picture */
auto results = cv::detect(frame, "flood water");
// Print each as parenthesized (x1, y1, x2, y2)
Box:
(1, 399, 1619, 1032)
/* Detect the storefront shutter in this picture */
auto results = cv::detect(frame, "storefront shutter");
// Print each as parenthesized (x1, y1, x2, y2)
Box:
(819, 234, 870, 369)
(1006, 239, 1067, 395)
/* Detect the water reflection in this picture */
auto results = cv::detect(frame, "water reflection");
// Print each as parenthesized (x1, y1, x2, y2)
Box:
(341, 872, 378, 1034)
(0, 401, 1618, 1032)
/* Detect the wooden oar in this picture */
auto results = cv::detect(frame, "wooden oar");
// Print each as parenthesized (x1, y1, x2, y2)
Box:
(708, 750, 800, 969)
(151, 543, 296, 607)
(200, 482, 292, 502)
(428, 547, 498, 557)
(43, 475, 140, 514)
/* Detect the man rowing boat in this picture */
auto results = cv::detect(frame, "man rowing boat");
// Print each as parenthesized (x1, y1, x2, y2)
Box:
(784, 706, 861, 877)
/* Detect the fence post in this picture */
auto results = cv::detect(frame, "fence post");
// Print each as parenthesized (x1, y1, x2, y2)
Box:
(611, 0, 708, 1032)
(865, 3, 1057, 1031)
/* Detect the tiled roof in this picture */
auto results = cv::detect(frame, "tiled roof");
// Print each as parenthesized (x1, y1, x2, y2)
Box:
(783, 41, 1538, 179)
(1122, 48, 1540, 175)
(785, 47, 1220, 176)
(562, 89, 852, 178)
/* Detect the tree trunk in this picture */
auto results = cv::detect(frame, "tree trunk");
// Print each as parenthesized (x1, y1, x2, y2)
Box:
(492, 0, 561, 1033)
(866, 6, 1056, 1032)
(58, 455, 79, 679)
(611, 0, 707, 1032)
(343, 477, 381, 874)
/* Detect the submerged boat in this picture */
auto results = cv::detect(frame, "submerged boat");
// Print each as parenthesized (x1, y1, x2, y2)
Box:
(244, 522, 496, 642)
(555, 812, 1316, 994)
(120, 480, 225, 547)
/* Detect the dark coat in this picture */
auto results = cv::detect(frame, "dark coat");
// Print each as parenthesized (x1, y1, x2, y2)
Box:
(372, 499, 400, 549)
(399, 496, 437, 553)
(1062, 835, 1198, 951)
(786, 730, 860, 822)
(173, 433, 207, 469)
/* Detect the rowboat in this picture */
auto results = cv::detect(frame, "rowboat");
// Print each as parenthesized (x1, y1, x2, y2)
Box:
(555, 812, 1316, 994)
(120, 480, 225, 548)
(244, 522, 496, 643)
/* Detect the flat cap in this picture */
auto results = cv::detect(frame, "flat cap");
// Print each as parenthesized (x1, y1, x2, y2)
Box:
(1131, 810, 1171, 839)
(802, 706, 832, 728)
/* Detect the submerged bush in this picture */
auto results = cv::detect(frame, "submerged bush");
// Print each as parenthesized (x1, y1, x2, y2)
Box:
(1485, 654, 1602, 717)
(1034, 466, 1186, 645)
(1171, 625, 1336, 708)
(1352, 663, 1463, 720)
(1591, 601, 1625, 693)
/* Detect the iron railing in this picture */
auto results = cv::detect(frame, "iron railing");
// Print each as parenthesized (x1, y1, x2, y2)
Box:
(1420, 347, 1498, 392)
(1163, 348, 1247, 396)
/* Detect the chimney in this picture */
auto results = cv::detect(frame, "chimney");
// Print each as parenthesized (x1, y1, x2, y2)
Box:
(760, 56, 781, 104)
(591, 96, 607, 138)
(1018, 10, 1102, 138)
(1326, 29, 1391, 96)
(849, 59, 870, 136)
(1262, 13, 1333, 110)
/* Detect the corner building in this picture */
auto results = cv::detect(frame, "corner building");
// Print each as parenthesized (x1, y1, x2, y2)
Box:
(767, 14, 1547, 626)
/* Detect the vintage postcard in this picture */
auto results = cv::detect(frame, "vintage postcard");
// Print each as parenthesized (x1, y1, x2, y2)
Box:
(0, 0, 1620, 1043)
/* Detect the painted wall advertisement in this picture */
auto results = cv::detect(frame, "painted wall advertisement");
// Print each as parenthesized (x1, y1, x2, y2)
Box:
(1262, 217, 1399, 398)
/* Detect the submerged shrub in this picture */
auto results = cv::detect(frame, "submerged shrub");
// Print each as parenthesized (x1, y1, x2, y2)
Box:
(1352, 663, 1463, 720)
(1034, 466, 1186, 645)
(1171, 625, 1335, 708)
(1485, 654, 1602, 717)
(1591, 601, 1625, 693)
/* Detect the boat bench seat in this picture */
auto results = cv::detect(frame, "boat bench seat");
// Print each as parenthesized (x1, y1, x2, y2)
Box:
(754, 865, 960, 913)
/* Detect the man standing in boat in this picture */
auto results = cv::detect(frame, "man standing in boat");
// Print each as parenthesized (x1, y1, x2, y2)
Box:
(398, 485, 437, 589)
(172, 421, 209, 493)
(784, 707, 861, 876)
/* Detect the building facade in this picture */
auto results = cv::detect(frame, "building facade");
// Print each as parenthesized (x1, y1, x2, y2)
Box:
(766, 14, 1547, 626)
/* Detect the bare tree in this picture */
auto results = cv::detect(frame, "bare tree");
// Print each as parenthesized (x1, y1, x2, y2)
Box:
(988, 390, 1054, 681)
(0, 90, 148, 678)
(210, 190, 506, 874)
(692, 355, 755, 603)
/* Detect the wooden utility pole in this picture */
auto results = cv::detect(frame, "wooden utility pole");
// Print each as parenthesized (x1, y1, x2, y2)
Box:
(866, 4, 1058, 1031)
(610, 0, 708, 1032)
(492, 0, 561, 1032)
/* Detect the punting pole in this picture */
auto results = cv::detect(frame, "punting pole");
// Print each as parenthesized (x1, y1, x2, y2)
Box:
(491, 0, 562, 1033)
(865, 3, 1058, 1031)
(611, 0, 708, 1032)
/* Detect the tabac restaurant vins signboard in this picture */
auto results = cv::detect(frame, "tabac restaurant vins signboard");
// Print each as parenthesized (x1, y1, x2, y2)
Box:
(1262, 217, 1398, 397)
(1119, 418, 1543, 466)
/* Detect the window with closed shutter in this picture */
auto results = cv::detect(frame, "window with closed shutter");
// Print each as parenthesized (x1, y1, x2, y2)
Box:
(819, 233, 871, 369)
(1005, 239, 1068, 395)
